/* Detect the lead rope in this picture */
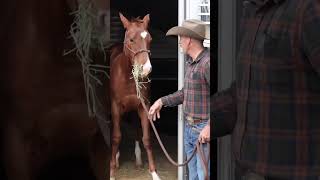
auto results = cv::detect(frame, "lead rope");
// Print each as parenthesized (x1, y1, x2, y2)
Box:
(126, 41, 210, 179)
(139, 97, 210, 180)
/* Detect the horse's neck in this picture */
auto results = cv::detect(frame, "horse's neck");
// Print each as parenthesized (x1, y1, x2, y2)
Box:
(117, 53, 133, 77)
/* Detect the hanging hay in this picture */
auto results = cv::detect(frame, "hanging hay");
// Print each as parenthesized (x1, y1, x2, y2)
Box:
(131, 63, 150, 100)
(64, 0, 109, 117)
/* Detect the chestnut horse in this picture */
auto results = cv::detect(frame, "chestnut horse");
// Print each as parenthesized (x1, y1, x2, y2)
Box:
(0, 0, 111, 180)
(108, 13, 161, 180)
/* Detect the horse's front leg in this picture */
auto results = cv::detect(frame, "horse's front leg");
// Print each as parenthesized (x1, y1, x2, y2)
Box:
(128, 112, 143, 168)
(110, 102, 122, 180)
(137, 105, 161, 180)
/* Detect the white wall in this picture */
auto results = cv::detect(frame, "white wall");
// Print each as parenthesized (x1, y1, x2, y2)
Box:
(186, 0, 210, 47)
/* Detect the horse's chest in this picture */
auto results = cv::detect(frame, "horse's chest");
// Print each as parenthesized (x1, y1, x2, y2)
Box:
(120, 95, 141, 112)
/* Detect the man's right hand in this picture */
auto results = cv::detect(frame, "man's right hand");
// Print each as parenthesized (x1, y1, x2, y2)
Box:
(148, 98, 163, 121)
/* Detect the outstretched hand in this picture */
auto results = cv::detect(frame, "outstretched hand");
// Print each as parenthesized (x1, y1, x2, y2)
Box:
(148, 98, 163, 121)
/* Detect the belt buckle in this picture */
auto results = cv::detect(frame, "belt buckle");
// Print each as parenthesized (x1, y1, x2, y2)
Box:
(186, 116, 194, 125)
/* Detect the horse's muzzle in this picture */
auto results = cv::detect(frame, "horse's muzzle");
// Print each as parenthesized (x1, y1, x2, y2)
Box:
(142, 59, 152, 77)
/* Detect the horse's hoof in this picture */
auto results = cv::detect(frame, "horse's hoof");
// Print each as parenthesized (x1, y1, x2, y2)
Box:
(110, 177, 116, 180)
(150, 171, 161, 180)
(135, 162, 143, 169)
(135, 158, 143, 169)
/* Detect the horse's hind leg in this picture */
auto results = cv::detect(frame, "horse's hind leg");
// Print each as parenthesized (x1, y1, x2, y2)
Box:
(134, 139, 142, 168)
(110, 102, 122, 180)
(129, 112, 143, 168)
(88, 130, 110, 180)
(137, 106, 161, 180)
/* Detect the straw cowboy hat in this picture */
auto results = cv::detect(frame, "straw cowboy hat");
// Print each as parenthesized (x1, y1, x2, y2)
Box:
(166, 19, 210, 40)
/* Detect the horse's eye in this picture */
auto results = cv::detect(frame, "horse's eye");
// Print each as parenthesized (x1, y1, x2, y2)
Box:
(130, 39, 134, 43)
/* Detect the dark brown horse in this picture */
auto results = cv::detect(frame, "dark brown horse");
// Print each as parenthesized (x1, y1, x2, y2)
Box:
(108, 13, 161, 180)
(0, 0, 111, 180)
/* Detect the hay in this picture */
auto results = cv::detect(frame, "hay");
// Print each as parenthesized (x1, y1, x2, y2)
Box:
(64, 0, 109, 117)
(131, 63, 150, 99)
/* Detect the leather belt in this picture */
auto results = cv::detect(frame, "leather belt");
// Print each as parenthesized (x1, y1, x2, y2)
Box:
(186, 116, 207, 126)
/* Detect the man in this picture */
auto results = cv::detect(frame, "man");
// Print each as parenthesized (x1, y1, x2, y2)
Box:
(148, 19, 210, 180)
(211, 0, 320, 179)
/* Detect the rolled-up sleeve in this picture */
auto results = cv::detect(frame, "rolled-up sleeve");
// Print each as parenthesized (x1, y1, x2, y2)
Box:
(161, 89, 184, 107)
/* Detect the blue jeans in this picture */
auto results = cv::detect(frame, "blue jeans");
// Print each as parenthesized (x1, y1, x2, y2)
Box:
(184, 121, 210, 180)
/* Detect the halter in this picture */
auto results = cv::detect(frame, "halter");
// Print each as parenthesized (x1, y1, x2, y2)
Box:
(123, 41, 151, 58)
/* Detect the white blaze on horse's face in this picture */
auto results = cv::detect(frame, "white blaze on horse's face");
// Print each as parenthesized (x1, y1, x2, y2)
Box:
(138, 30, 152, 77)
(141, 31, 148, 39)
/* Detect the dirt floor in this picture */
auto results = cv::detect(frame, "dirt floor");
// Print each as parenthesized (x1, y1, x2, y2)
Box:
(115, 123, 179, 180)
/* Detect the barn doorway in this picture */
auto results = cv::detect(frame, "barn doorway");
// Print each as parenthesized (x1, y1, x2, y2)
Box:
(109, 0, 179, 179)
(108, 0, 216, 179)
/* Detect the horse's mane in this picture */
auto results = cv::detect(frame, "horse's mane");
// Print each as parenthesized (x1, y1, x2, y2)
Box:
(130, 17, 144, 23)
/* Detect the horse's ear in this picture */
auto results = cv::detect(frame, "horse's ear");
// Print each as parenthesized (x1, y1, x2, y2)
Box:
(142, 14, 150, 29)
(119, 12, 130, 29)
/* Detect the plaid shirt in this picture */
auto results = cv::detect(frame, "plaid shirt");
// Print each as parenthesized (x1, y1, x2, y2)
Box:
(212, 0, 320, 179)
(161, 48, 210, 120)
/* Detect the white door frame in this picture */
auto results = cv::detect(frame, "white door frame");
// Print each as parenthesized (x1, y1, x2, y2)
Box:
(178, 0, 186, 179)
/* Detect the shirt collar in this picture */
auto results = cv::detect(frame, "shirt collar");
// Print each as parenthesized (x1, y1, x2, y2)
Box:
(187, 48, 209, 65)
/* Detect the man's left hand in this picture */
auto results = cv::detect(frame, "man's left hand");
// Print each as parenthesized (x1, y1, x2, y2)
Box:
(198, 124, 210, 143)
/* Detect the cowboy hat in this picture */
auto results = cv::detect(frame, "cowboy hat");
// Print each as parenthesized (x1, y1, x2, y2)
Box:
(166, 19, 210, 40)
